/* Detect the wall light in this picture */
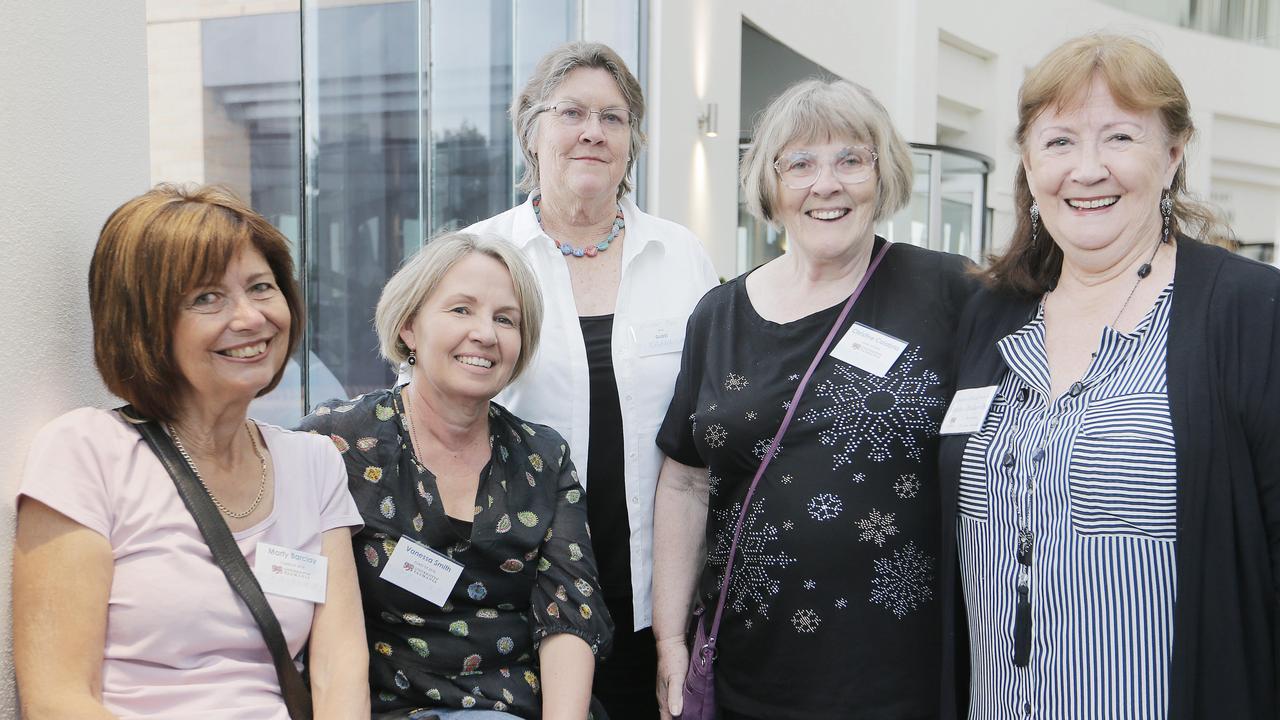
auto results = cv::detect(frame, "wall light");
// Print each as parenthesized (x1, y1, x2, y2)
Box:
(698, 102, 718, 138)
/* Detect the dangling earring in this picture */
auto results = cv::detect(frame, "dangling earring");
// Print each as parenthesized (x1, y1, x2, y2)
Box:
(406, 349, 417, 366)
(1029, 200, 1041, 245)
(1159, 189, 1173, 243)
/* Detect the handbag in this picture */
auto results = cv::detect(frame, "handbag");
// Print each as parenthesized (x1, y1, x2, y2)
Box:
(679, 241, 892, 719)
(122, 406, 314, 720)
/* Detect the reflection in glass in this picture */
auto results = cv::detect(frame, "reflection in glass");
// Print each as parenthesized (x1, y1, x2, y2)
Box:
(304, 1, 423, 403)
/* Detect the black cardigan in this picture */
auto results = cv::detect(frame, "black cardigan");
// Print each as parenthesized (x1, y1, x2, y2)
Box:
(939, 237, 1280, 719)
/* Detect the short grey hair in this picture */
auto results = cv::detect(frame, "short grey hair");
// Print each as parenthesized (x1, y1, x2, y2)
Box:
(513, 41, 645, 200)
(741, 78, 913, 228)
(375, 232, 544, 385)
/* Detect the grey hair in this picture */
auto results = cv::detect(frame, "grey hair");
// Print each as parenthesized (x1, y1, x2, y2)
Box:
(512, 41, 645, 199)
(375, 232, 544, 385)
(741, 78, 913, 227)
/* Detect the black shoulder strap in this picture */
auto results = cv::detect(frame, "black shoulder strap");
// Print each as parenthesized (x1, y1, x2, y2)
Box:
(123, 406, 314, 720)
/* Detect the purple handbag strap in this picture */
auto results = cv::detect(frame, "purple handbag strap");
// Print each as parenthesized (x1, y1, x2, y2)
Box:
(697, 240, 892, 660)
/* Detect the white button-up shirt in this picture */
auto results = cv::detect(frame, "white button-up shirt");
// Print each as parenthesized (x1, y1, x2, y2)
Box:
(467, 195, 718, 630)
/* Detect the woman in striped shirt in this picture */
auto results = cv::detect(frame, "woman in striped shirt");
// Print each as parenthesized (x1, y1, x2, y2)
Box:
(939, 34, 1280, 719)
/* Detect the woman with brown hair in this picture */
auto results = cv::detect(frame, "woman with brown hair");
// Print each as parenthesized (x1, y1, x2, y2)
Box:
(939, 34, 1279, 719)
(12, 184, 368, 719)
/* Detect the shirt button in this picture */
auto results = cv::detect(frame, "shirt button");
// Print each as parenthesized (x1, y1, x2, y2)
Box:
(626, 394, 633, 401)
(629, 452, 637, 459)
(1017, 387, 1030, 402)
(1068, 382, 1084, 397)
(1032, 448, 1045, 463)
(1001, 451, 1015, 469)
(1024, 702, 1032, 716)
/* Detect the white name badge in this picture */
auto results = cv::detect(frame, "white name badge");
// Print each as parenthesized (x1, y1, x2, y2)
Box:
(630, 317, 685, 357)
(253, 542, 328, 604)
(379, 536, 464, 607)
(830, 322, 908, 377)
(939, 386, 1000, 435)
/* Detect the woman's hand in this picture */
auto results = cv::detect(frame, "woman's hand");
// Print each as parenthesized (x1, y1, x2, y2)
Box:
(307, 527, 371, 720)
(652, 455, 709, 720)
(656, 634, 690, 719)
(13, 499, 119, 720)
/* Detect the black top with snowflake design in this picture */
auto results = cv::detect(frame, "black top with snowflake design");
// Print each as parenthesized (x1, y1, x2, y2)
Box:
(300, 389, 613, 719)
(657, 239, 975, 719)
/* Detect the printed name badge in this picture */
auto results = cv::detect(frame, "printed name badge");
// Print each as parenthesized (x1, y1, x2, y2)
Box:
(630, 317, 685, 357)
(253, 542, 328, 604)
(829, 322, 909, 377)
(380, 536, 464, 607)
(939, 386, 1000, 435)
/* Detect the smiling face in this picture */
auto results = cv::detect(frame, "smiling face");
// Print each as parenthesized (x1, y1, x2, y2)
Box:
(533, 67, 630, 204)
(171, 246, 292, 410)
(775, 137, 879, 261)
(400, 253, 523, 406)
(1024, 74, 1184, 266)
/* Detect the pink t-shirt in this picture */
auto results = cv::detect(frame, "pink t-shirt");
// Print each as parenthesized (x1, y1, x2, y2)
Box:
(18, 407, 362, 719)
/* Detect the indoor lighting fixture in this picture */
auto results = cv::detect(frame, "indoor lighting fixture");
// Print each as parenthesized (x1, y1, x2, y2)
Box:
(698, 102, 718, 137)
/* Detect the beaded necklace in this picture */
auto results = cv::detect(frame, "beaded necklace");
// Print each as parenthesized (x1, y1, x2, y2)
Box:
(531, 194, 624, 258)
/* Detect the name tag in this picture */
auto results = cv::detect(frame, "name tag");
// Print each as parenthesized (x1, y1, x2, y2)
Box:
(940, 386, 1000, 435)
(630, 318, 685, 357)
(379, 536, 464, 607)
(253, 542, 328, 604)
(830, 323, 908, 377)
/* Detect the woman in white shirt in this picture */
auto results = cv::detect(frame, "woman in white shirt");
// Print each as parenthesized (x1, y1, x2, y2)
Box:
(467, 40, 717, 719)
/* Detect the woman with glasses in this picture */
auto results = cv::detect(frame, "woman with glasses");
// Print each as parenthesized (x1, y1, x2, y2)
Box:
(466, 41, 717, 720)
(651, 78, 975, 720)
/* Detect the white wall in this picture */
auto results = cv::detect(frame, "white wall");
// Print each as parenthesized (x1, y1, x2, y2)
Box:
(650, 0, 1280, 275)
(0, 1, 151, 711)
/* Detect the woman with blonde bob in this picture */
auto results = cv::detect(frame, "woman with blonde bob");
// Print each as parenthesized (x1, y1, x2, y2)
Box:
(939, 34, 1280, 719)
(13, 184, 369, 719)
(300, 232, 613, 720)
(652, 78, 975, 720)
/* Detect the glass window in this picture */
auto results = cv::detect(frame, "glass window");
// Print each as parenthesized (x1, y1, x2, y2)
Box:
(148, 0, 639, 424)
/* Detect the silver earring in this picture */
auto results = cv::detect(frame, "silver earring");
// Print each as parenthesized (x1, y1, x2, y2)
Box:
(1160, 189, 1173, 242)
(406, 350, 417, 366)
(1029, 200, 1041, 245)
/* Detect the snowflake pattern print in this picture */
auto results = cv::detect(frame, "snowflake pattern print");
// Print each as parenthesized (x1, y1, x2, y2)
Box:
(707, 498, 797, 618)
(753, 438, 782, 461)
(704, 424, 727, 448)
(869, 541, 936, 618)
(856, 509, 898, 546)
(807, 493, 843, 521)
(724, 373, 750, 391)
(894, 473, 921, 499)
(791, 609, 821, 633)
(800, 346, 944, 466)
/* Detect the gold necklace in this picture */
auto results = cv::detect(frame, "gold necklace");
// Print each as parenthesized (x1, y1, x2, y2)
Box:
(169, 421, 268, 519)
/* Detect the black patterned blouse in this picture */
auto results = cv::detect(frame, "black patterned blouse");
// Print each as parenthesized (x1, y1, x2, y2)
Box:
(657, 239, 975, 720)
(299, 388, 613, 719)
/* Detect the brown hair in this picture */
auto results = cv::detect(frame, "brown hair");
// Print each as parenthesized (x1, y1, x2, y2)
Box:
(987, 33, 1230, 296)
(90, 184, 303, 422)
(513, 41, 645, 199)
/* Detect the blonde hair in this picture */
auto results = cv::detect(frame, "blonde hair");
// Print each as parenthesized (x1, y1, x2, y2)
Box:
(988, 33, 1231, 296)
(740, 78, 913, 228)
(374, 232, 543, 384)
(90, 184, 302, 423)
(512, 41, 645, 199)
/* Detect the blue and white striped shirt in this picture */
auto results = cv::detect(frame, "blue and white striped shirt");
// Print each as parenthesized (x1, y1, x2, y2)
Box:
(957, 284, 1177, 720)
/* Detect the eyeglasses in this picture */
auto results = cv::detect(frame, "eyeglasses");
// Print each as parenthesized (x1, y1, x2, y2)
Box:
(773, 145, 878, 189)
(537, 102, 633, 132)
